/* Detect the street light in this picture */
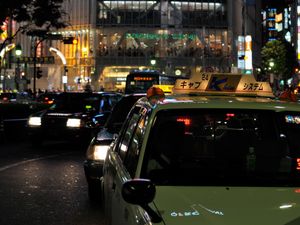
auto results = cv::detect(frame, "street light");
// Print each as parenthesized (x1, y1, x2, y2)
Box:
(15, 44, 22, 91)
(49, 47, 67, 91)
(150, 57, 156, 70)
(15, 44, 22, 57)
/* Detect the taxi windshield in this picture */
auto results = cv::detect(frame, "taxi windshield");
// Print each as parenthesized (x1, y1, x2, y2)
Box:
(143, 109, 300, 187)
(51, 93, 101, 112)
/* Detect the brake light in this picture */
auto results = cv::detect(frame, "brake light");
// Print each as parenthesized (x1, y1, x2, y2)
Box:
(296, 158, 300, 171)
(177, 117, 191, 126)
(295, 189, 300, 193)
(227, 113, 235, 117)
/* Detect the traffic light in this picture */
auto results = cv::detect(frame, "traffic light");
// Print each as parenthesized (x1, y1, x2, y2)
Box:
(37, 68, 43, 79)
(72, 38, 78, 45)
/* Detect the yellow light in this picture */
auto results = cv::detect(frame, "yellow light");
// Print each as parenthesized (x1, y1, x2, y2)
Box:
(72, 39, 78, 45)
(82, 47, 88, 53)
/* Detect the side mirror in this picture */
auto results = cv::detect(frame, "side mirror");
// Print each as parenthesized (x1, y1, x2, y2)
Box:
(112, 133, 119, 140)
(122, 179, 162, 223)
(122, 179, 155, 205)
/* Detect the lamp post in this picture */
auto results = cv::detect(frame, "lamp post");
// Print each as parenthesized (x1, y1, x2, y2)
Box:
(15, 44, 22, 91)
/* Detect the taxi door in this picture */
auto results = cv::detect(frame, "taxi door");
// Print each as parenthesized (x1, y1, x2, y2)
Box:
(104, 106, 151, 225)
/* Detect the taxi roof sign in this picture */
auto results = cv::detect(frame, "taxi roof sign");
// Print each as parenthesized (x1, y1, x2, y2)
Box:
(172, 73, 274, 98)
(152, 84, 174, 93)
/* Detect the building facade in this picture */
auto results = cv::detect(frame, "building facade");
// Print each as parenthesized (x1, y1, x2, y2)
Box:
(11, 0, 261, 92)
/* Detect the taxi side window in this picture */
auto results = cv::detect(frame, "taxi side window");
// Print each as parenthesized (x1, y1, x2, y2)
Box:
(123, 115, 147, 177)
(117, 107, 146, 177)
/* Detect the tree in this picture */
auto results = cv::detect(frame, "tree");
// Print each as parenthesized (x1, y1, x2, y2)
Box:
(261, 39, 298, 85)
(261, 40, 286, 79)
(0, 0, 68, 51)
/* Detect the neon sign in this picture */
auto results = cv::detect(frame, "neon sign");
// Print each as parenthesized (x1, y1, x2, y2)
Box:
(126, 33, 196, 40)
(134, 77, 155, 81)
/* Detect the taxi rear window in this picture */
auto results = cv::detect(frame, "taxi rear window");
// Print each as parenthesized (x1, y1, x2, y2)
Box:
(142, 109, 300, 187)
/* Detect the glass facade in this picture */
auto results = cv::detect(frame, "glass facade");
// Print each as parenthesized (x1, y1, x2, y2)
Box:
(95, 0, 231, 90)
(97, 0, 227, 28)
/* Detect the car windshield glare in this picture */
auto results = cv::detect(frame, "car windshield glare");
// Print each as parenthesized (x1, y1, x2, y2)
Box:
(142, 109, 300, 187)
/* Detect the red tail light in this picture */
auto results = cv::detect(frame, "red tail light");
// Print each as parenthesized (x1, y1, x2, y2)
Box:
(296, 158, 300, 171)
(177, 117, 191, 126)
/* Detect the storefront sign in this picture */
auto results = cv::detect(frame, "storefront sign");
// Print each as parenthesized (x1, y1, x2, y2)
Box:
(126, 33, 196, 40)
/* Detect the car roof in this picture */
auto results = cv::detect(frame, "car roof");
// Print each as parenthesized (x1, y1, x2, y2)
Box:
(137, 94, 300, 112)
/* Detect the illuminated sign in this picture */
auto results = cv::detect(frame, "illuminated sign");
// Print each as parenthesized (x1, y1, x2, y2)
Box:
(237, 36, 245, 69)
(173, 73, 274, 97)
(245, 35, 253, 70)
(0, 18, 8, 42)
(126, 33, 196, 40)
(134, 77, 155, 81)
(275, 13, 282, 23)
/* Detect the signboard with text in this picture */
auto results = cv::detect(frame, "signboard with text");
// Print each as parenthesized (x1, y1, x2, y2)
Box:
(12, 56, 55, 64)
(173, 73, 274, 97)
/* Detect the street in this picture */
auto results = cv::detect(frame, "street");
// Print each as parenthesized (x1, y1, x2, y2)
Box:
(0, 137, 105, 225)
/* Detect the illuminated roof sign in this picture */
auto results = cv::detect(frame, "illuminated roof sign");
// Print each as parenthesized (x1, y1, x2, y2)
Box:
(173, 73, 274, 97)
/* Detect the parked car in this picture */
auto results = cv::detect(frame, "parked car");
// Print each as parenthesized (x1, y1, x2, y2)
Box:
(84, 93, 145, 201)
(102, 73, 300, 225)
(27, 91, 122, 147)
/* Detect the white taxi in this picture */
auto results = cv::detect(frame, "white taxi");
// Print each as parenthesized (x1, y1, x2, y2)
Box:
(102, 73, 300, 225)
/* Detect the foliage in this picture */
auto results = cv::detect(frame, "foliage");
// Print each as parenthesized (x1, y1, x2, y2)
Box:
(0, 0, 67, 30)
(0, 0, 68, 50)
(261, 39, 298, 82)
(261, 40, 286, 77)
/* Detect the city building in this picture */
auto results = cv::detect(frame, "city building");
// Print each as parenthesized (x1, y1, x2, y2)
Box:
(7, 0, 261, 92)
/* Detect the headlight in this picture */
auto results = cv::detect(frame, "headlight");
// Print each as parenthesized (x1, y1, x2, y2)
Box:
(66, 118, 81, 127)
(86, 145, 109, 161)
(28, 117, 41, 126)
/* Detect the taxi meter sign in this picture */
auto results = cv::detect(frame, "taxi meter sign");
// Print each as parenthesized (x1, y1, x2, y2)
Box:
(173, 73, 274, 97)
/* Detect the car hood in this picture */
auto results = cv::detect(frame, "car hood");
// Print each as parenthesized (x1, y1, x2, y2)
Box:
(96, 128, 114, 141)
(152, 186, 300, 225)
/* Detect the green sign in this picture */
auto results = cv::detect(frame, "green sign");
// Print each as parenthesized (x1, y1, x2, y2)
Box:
(15, 56, 55, 64)
(126, 33, 196, 40)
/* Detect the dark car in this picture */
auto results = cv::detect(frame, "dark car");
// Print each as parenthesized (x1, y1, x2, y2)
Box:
(0, 92, 49, 140)
(36, 92, 61, 105)
(27, 91, 122, 147)
(83, 93, 145, 201)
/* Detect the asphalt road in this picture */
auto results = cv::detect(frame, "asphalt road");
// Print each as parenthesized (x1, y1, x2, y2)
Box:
(0, 137, 105, 225)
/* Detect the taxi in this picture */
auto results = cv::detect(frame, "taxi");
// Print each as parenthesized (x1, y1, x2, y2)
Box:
(27, 91, 122, 147)
(84, 93, 145, 201)
(102, 73, 300, 225)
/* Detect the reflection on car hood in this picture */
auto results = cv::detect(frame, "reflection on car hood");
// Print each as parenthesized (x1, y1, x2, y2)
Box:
(96, 128, 114, 141)
(46, 112, 74, 117)
(153, 186, 300, 225)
